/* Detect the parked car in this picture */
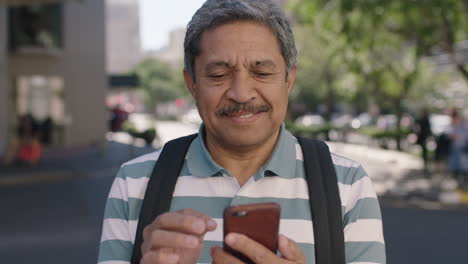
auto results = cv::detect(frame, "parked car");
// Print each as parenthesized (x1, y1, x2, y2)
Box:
(331, 114, 353, 129)
(350, 112, 372, 129)
(295, 114, 325, 127)
(180, 108, 203, 125)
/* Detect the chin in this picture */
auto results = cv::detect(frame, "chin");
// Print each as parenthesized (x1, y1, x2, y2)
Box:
(219, 128, 275, 148)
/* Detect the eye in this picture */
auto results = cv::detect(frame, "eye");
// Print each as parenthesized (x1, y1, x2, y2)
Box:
(209, 74, 225, 78)
(207, 71, 229, 80)
(255, 72, 273, 77)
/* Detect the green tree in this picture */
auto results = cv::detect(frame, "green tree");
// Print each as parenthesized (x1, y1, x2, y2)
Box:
(337, 0, 467, 149)
(290, 0, 465, 149)
(132, 58, 188, 109)
(331, 0, 467, 80)
(290, 3, 356, 122)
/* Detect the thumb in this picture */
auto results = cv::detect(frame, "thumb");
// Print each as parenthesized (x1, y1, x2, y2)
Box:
(278, 234, 305, 263)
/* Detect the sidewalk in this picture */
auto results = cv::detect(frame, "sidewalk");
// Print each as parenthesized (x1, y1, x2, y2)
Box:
(328, 141, 468, 209)
(0, 140, 156, 186)
(1, 135, 467, 208)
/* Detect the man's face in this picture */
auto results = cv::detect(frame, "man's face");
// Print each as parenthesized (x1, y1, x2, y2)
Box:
(184, 21, 296, 149)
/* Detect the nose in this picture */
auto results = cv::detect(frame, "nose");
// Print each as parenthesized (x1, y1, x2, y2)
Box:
(225, 71, 256, 104)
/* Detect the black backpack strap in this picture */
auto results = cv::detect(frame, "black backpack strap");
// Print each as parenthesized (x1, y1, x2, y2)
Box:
(130, 133, 198, 264)
(297, 137, 345, 264)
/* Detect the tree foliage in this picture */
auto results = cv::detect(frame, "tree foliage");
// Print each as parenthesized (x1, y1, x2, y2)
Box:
(290, 6, 357, 121)
(131, 59, 187, 108)
(289, 0, 467, 149)
(292, 0, 468, 81)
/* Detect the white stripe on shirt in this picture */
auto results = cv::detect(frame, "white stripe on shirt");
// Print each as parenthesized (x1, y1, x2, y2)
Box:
(344, 219, 384, 244)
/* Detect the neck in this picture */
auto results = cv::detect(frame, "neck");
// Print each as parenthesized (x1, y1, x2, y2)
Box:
(205, 129, 280, 186)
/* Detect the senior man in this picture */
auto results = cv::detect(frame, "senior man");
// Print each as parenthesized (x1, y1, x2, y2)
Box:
(98, 0, 385, 263)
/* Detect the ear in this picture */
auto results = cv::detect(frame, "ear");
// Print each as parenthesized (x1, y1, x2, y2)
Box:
(286, 65, 297, 95)
(184, 70, 196, 98)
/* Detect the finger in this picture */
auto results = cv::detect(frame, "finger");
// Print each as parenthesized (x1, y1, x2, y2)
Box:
(144, 212, 209, 239)
(178, 208, 217, 231)
(210, 245, 243, 264)
(145, 229, 202, 250)
(161, 211, 207, 235)
(224, 233, 278, 264)
(141, 248, 179, 264)
(278, 234, 306, 263)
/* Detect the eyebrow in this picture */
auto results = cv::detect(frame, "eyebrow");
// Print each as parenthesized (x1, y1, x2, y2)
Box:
(204, 59, 278, 72)
(253, 60, 277, 69)
(204, 61, 231, 72)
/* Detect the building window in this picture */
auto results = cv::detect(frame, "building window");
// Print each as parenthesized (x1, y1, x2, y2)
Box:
(8, 3, 63, 54)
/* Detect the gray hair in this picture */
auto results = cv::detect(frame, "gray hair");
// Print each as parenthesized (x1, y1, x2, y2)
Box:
(184, 0, 297, 80)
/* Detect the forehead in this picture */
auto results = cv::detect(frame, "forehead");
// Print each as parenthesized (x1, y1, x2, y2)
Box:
(196, 21, 285, 68)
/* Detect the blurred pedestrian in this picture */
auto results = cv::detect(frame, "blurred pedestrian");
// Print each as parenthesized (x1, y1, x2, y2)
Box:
(39, 116, 53, 145)
(109, 104, 128, 132)
(446, 110, 468, 186)
(1, 113, 42, 166)
(434, 133, 450, 170)
(415, 109, 431, 169)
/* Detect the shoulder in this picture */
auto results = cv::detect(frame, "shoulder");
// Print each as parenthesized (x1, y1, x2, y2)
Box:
(330, 152, 361, 169)
(292, 137, 366, 183)
(109, 150, 162, 206)
(331, 152, 368, 186)
(122, 150, 162, 167)
(293, 137, 368, 186)
(118, 150, 162, 180)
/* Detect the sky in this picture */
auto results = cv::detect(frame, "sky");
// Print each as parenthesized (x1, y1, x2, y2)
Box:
(139, 0, 206, 51)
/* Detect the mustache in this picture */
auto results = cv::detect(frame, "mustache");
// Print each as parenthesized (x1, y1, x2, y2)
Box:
(215, 103, 272, 116)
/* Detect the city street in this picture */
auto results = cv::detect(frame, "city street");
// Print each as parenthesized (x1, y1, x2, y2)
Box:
(1, 121, 467, 264)
(2, 0, 467, 263)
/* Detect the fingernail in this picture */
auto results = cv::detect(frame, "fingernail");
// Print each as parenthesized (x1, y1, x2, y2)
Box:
(192, 220, 204, 233)
(225, 233, 237, 245)
(279, 234, 288, 248)
(207, 219, 217, 229)
(167, 254, 179, 263)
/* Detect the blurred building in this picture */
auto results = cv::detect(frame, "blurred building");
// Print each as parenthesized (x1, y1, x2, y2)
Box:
(106, 0, 141, 74)
(0, 0, 107, 152)
(143, 0, 286, 69)
(144, 28, 185, 69)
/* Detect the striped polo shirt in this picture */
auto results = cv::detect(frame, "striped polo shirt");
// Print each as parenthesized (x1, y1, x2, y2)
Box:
(98, 125, 386, 264)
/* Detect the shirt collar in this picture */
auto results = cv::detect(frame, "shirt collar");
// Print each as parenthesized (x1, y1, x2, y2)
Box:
(186, 123, 297, 178)
(262, 124, 297, 178)
(186, 124, 225, 177)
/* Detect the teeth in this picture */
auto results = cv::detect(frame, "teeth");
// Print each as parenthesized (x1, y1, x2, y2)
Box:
(239, 114, 254, 119)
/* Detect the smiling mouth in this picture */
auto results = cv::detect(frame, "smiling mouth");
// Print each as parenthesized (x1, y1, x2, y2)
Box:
(227, 112, 255, 119)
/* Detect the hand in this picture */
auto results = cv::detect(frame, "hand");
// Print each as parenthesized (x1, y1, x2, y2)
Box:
(140, 208, 217, 264)
(211, 233, 306, 264)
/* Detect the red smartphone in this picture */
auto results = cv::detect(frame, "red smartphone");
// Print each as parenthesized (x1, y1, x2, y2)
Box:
(223, 202, 281, 263)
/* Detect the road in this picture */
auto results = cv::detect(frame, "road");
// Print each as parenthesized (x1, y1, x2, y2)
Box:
(2, 174, 467, 264)
(382, 206, 468, 263)
(1, 120, 467, 264)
